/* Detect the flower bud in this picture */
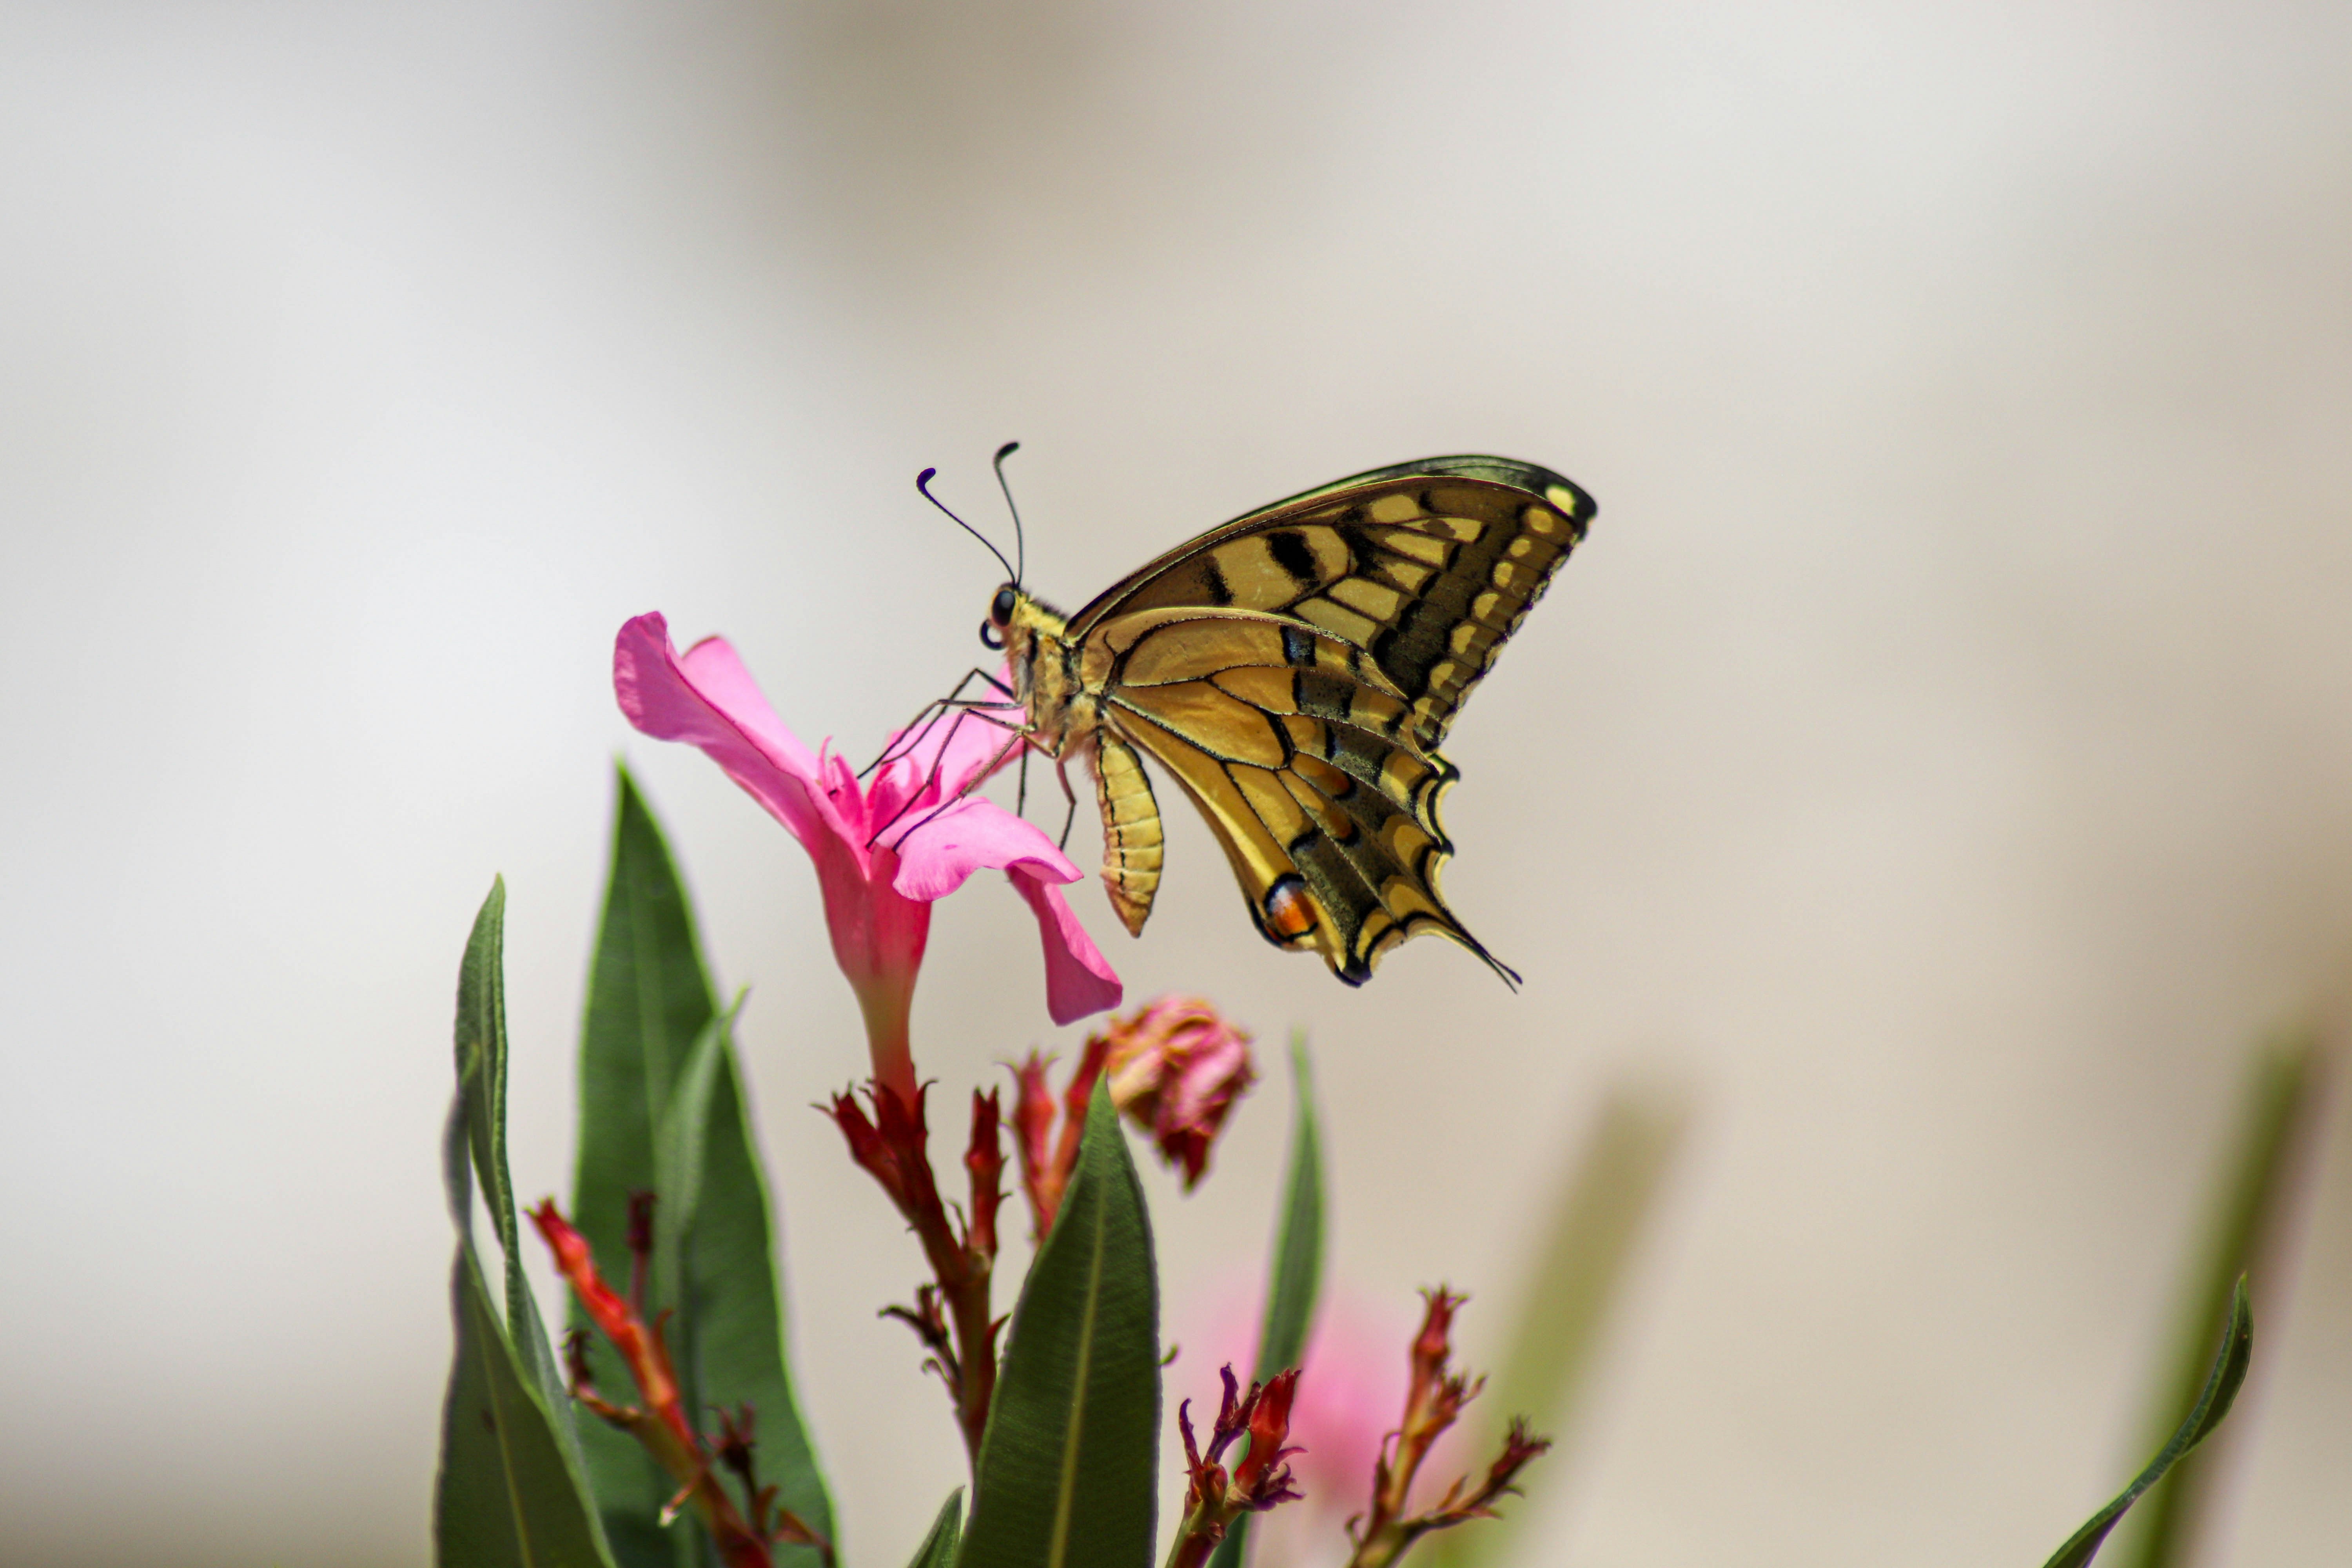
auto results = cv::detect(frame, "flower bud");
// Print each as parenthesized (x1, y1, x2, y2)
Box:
(1094, 995, 1257, 1187)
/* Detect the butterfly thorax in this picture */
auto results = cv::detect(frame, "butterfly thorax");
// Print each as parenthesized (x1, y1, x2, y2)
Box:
(996, 588, 1094, 757)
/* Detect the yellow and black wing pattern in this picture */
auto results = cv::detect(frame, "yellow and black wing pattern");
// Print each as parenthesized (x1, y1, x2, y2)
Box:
(1075, 457, 1594, 984)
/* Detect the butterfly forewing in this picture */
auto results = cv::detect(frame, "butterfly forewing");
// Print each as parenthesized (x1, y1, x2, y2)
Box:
(1068, 457, 1593, 753)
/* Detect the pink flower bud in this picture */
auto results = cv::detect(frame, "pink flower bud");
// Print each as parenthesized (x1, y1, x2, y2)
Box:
(1094, 995, 1257, 1187)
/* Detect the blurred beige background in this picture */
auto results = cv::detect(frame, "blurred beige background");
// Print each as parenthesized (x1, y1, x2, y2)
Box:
(1, 2, 2347, 1564)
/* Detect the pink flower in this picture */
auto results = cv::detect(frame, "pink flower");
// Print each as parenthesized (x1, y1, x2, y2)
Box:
(613, 612, 1120, 1103)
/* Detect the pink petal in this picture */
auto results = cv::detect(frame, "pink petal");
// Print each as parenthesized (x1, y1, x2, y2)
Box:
(613, 613, 858, 860)
(675, 633, 821, 779)
(1009, 870, 1123, 1026)
(1164, 1030, 1254, 1132)
(890, 795, 1085, 902)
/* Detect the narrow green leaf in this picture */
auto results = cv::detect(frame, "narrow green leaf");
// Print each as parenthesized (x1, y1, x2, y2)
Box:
(570, 772, 834, 1564)
(2115, 1036, 2322, 1568)
(1209, 1033, 1327, 1568)
(905, 1490, 965, 1568)
(1423, 1083, 1688, 1568)
(1254, 1033, 1327, 1382)
(2041, 1279, 2254, 1568)
(438, 892, 617, 1568)
(438, 1236, 619, 1568)
(575, 767, 719, 1271)
(452, 881, 605, 1501)
(654, 1008, 835, 1564)
(960, 1079, 1161, 1568)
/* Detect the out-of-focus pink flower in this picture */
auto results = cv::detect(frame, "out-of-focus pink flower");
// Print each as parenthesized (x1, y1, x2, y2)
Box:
(1183, 1284, 1469, 1543)
(613, 612, 1120, 1102)
(1096, 995, 1256, 1187)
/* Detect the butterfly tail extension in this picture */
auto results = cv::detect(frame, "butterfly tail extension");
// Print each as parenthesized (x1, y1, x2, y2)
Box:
(1091, 731, 1164, 938)
(1274, 746, 1521, 990)
(1437, 915, 1522, 991)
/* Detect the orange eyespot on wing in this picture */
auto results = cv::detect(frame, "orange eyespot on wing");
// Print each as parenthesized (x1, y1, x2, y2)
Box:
(1261, 873, 1319, 945)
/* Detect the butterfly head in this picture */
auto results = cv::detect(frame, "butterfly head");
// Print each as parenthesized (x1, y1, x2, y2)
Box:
(980, 584, 1018, 650)
(980, 582, 1066, 657)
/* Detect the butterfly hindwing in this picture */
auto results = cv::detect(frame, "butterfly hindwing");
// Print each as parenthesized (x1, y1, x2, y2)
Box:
(1087, 608, 1513, 985)
(1068, 457, 1594, 752)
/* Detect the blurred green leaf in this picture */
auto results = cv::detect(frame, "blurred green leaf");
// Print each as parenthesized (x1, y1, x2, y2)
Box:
(960, 1080, 1161, 1568)
(438, 883, 616, 1568)
(905, 1490, 964, 1568)
(1254, 1033, 1327, 1382)
(2042, 1279, 2254, 1568)
(654, 1010, 835, 1565)
(2114, 1036, 2323, 1568)
(572, 769, 834, 1565)
(1424, 1083, 1688, 1568)
(1209, 1032, 1326, 1568)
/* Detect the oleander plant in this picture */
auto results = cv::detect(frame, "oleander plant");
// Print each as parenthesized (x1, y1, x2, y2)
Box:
(433, 614, 2273, 1568)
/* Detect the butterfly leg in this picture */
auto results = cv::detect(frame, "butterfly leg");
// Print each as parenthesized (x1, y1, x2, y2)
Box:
(861, 666, 1025, 780)
(1055, 759, 1080, 852)
(866, 714, 1041, 849)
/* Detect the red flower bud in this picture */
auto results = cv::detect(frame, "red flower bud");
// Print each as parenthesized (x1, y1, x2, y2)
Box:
(1234, 1367, 1304, 1503)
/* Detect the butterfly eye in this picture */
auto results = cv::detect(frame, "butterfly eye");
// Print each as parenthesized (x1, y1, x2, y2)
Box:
(990, 585, 1018, 626)
(978, 620, 1004, 650)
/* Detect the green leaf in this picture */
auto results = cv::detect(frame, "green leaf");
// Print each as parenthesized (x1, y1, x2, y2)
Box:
(452, 880, 599, 1472)
(905, 1490, 964, 1568)
(438, 1228, 619, 1568)
(2114, 1036, 2321, 1568)
(1421, 1083, 1688, 1568)
(2041, 1279, 2254, 1568)
(654, 1010, 835, 1565)
(1253, 1033, 1327, 1383)
(572, 769, 834, 1565)
(1209, 1033, 1327, 1568)
(574, 767, 719, 1267)
(960, 1079, 1161, 1568)
(437, 885, 617, 1568)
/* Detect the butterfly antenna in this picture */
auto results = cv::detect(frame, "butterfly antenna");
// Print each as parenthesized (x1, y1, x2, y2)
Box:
(992, 440, 1026, 588)
(918, 466, 1016, 583)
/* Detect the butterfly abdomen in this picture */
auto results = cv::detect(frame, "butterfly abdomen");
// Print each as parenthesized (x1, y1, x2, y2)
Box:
(1090, 732, 1163, 938)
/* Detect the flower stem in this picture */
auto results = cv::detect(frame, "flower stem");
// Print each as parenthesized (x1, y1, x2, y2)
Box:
(832, 1081, 1004, 1459)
